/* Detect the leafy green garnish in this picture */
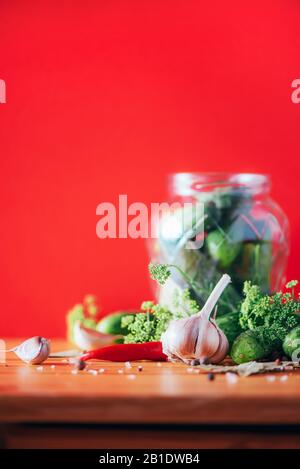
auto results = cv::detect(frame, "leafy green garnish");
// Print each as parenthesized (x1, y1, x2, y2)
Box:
(286, 280, 298, 289)
(240, 280, 300, 349)
(149, 263, 171, 285)
(172, 288, 200, 316)
(122, 302, 173, 344)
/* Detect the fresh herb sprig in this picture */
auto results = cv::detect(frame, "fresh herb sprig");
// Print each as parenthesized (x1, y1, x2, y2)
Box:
(121, 302, 173, 344)
(149, 262, 198, 289)
(239, 280, 300, 349)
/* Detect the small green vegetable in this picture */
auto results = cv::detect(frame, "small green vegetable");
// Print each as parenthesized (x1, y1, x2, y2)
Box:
(231, 329, 271, 364)
(97, 311, 137, 336)
(206, 230, 241, 269)
(232, 242, 271, 294)
(283, 326, 300, 360)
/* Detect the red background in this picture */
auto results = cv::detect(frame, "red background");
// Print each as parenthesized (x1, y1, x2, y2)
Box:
(0, 0, 300, 338)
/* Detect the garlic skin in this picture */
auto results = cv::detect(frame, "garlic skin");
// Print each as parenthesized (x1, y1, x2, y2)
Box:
(73, 321, 119, 351)
(162, 274, 231, 364)
(13, 337, 51, 364)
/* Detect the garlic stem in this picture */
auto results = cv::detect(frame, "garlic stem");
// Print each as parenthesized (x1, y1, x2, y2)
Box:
(197, 274, 231, 320)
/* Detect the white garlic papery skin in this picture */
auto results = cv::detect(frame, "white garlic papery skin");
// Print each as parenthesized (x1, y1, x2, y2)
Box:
(14, 336, 51, 364)
(162, 274, 230, 364)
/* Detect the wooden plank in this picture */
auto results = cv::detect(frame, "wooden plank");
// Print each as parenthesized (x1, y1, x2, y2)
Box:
(1, 340, 300, 425)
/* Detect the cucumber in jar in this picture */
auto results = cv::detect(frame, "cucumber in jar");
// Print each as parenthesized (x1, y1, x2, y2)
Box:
(231, 242, 272, 294)
(205, 230, 241, 269)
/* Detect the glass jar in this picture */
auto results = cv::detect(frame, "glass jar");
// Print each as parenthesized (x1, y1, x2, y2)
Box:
(149, 172, 289, 315)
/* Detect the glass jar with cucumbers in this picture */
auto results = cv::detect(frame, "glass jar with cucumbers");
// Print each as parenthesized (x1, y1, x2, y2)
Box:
(149, 172, 289, 318)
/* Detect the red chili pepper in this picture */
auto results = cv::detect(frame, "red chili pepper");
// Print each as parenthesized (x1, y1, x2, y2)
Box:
(80, 341, 167, 362)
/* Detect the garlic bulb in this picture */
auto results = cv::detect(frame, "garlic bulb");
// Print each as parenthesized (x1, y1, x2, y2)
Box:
(162, 274, 231, 364)
(7, 337, 51, 364)
(73, 321, 120, 350)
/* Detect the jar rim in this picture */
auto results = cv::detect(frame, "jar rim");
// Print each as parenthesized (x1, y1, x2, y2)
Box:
(169, 172, 270, 196)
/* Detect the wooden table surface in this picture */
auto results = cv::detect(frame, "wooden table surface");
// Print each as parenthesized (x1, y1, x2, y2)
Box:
(1, 339, 300, 426)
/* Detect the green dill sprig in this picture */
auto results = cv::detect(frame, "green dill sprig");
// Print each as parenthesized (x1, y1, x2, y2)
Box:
(240, 280, 300, 348)
(148, 263, 171, 285)
(121, 301, 173, 344)
(172, 288, 200, 316)
(148, 262, 198, 289)
(286, 280, 298, 299)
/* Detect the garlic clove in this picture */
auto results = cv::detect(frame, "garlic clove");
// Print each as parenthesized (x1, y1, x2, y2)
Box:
(162, 315, 200, 360)
(73, 321, 120, 351)
(195, 318, 220, 362)
(13, 337, 50, 364)
(209, 324, 229, 364)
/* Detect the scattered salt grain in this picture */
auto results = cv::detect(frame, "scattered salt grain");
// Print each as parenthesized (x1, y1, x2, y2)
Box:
(50, 365, 56, 369)
(88, 369, 97, 376)
(118, 369, 124, 374)
(186, 367, 194, 373)
(266, 375, 276, 383)
(156, 363, 162, 367)
(36, 366, 44, 372)
(280, 375, 288, 382)
(127, 374, 136, 380)
(98, 368, 105, 374)
(125, 361, 132, 369)
(71, 369, 78, 375)
(226, 372, 238, 384)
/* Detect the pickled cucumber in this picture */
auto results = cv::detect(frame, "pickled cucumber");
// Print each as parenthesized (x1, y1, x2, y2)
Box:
(283, 326, 300, 360)
(97, 311, 136, 336)
(206, 230, 241, 269)
(231, 330, 270, 364)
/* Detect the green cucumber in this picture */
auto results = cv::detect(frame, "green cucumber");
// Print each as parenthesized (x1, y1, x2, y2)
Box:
(206, 230, 241, 269)
(97, 311, 137, 336)
(231, 330, 270, 364)
(283, 326, 300, 360)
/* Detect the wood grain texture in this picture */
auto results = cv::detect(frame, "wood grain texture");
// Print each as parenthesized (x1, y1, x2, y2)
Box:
(1, 340, 300, 425)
